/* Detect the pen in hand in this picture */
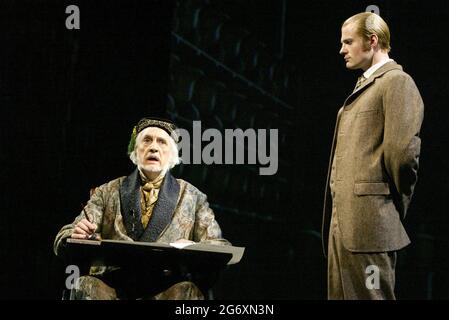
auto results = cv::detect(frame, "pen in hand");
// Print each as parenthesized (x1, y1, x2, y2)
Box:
(82, 206, 98, 240)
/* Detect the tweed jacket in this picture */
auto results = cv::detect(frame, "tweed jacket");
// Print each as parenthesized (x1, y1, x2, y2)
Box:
(54, 169, 229, 269)
(322, 61, 424, 253)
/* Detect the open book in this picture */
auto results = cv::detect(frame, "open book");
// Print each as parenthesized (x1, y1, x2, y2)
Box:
(66, 238, 245, 265)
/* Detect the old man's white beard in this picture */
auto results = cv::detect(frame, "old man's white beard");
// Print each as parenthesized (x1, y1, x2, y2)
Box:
(137, 161, 170, 179)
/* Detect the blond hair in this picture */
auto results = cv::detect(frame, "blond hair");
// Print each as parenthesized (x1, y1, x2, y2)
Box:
(343, 12, 391, 52)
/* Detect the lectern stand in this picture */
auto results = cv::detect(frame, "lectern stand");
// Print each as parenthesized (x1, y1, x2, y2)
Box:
(62, 239, 244, 299)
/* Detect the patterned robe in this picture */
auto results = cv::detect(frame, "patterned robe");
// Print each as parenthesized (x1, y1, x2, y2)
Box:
(54, 169, 229, 299)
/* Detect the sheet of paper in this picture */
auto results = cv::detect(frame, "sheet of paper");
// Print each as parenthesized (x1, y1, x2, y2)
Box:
(169, 242, 194, 249)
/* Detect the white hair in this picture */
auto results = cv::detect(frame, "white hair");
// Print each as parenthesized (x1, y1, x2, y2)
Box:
(129, 129, 181, 170)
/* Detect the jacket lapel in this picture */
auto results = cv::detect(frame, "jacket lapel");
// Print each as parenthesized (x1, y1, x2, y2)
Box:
(343, 61, 403, 107)
(139, 171, 180, 242)
(119, 169, 145, 240)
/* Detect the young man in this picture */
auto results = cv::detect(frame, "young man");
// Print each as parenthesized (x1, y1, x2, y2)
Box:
(322, 12, 424, 299)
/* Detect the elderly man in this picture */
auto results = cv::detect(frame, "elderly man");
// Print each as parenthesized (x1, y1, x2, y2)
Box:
(322, 13, 424, 299)
(54, 117, 229, 300)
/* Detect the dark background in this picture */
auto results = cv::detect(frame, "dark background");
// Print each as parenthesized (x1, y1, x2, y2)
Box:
(1, 0, 448, 299)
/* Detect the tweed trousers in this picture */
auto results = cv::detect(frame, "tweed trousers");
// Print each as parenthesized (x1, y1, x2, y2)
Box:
(327, 214, 397, 300)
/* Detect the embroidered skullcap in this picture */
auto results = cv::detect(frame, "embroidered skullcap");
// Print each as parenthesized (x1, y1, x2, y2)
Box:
(127, 117, 179, 155)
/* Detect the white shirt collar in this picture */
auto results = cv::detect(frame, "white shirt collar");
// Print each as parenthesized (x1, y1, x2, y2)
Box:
(363, 58, 394, 79)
